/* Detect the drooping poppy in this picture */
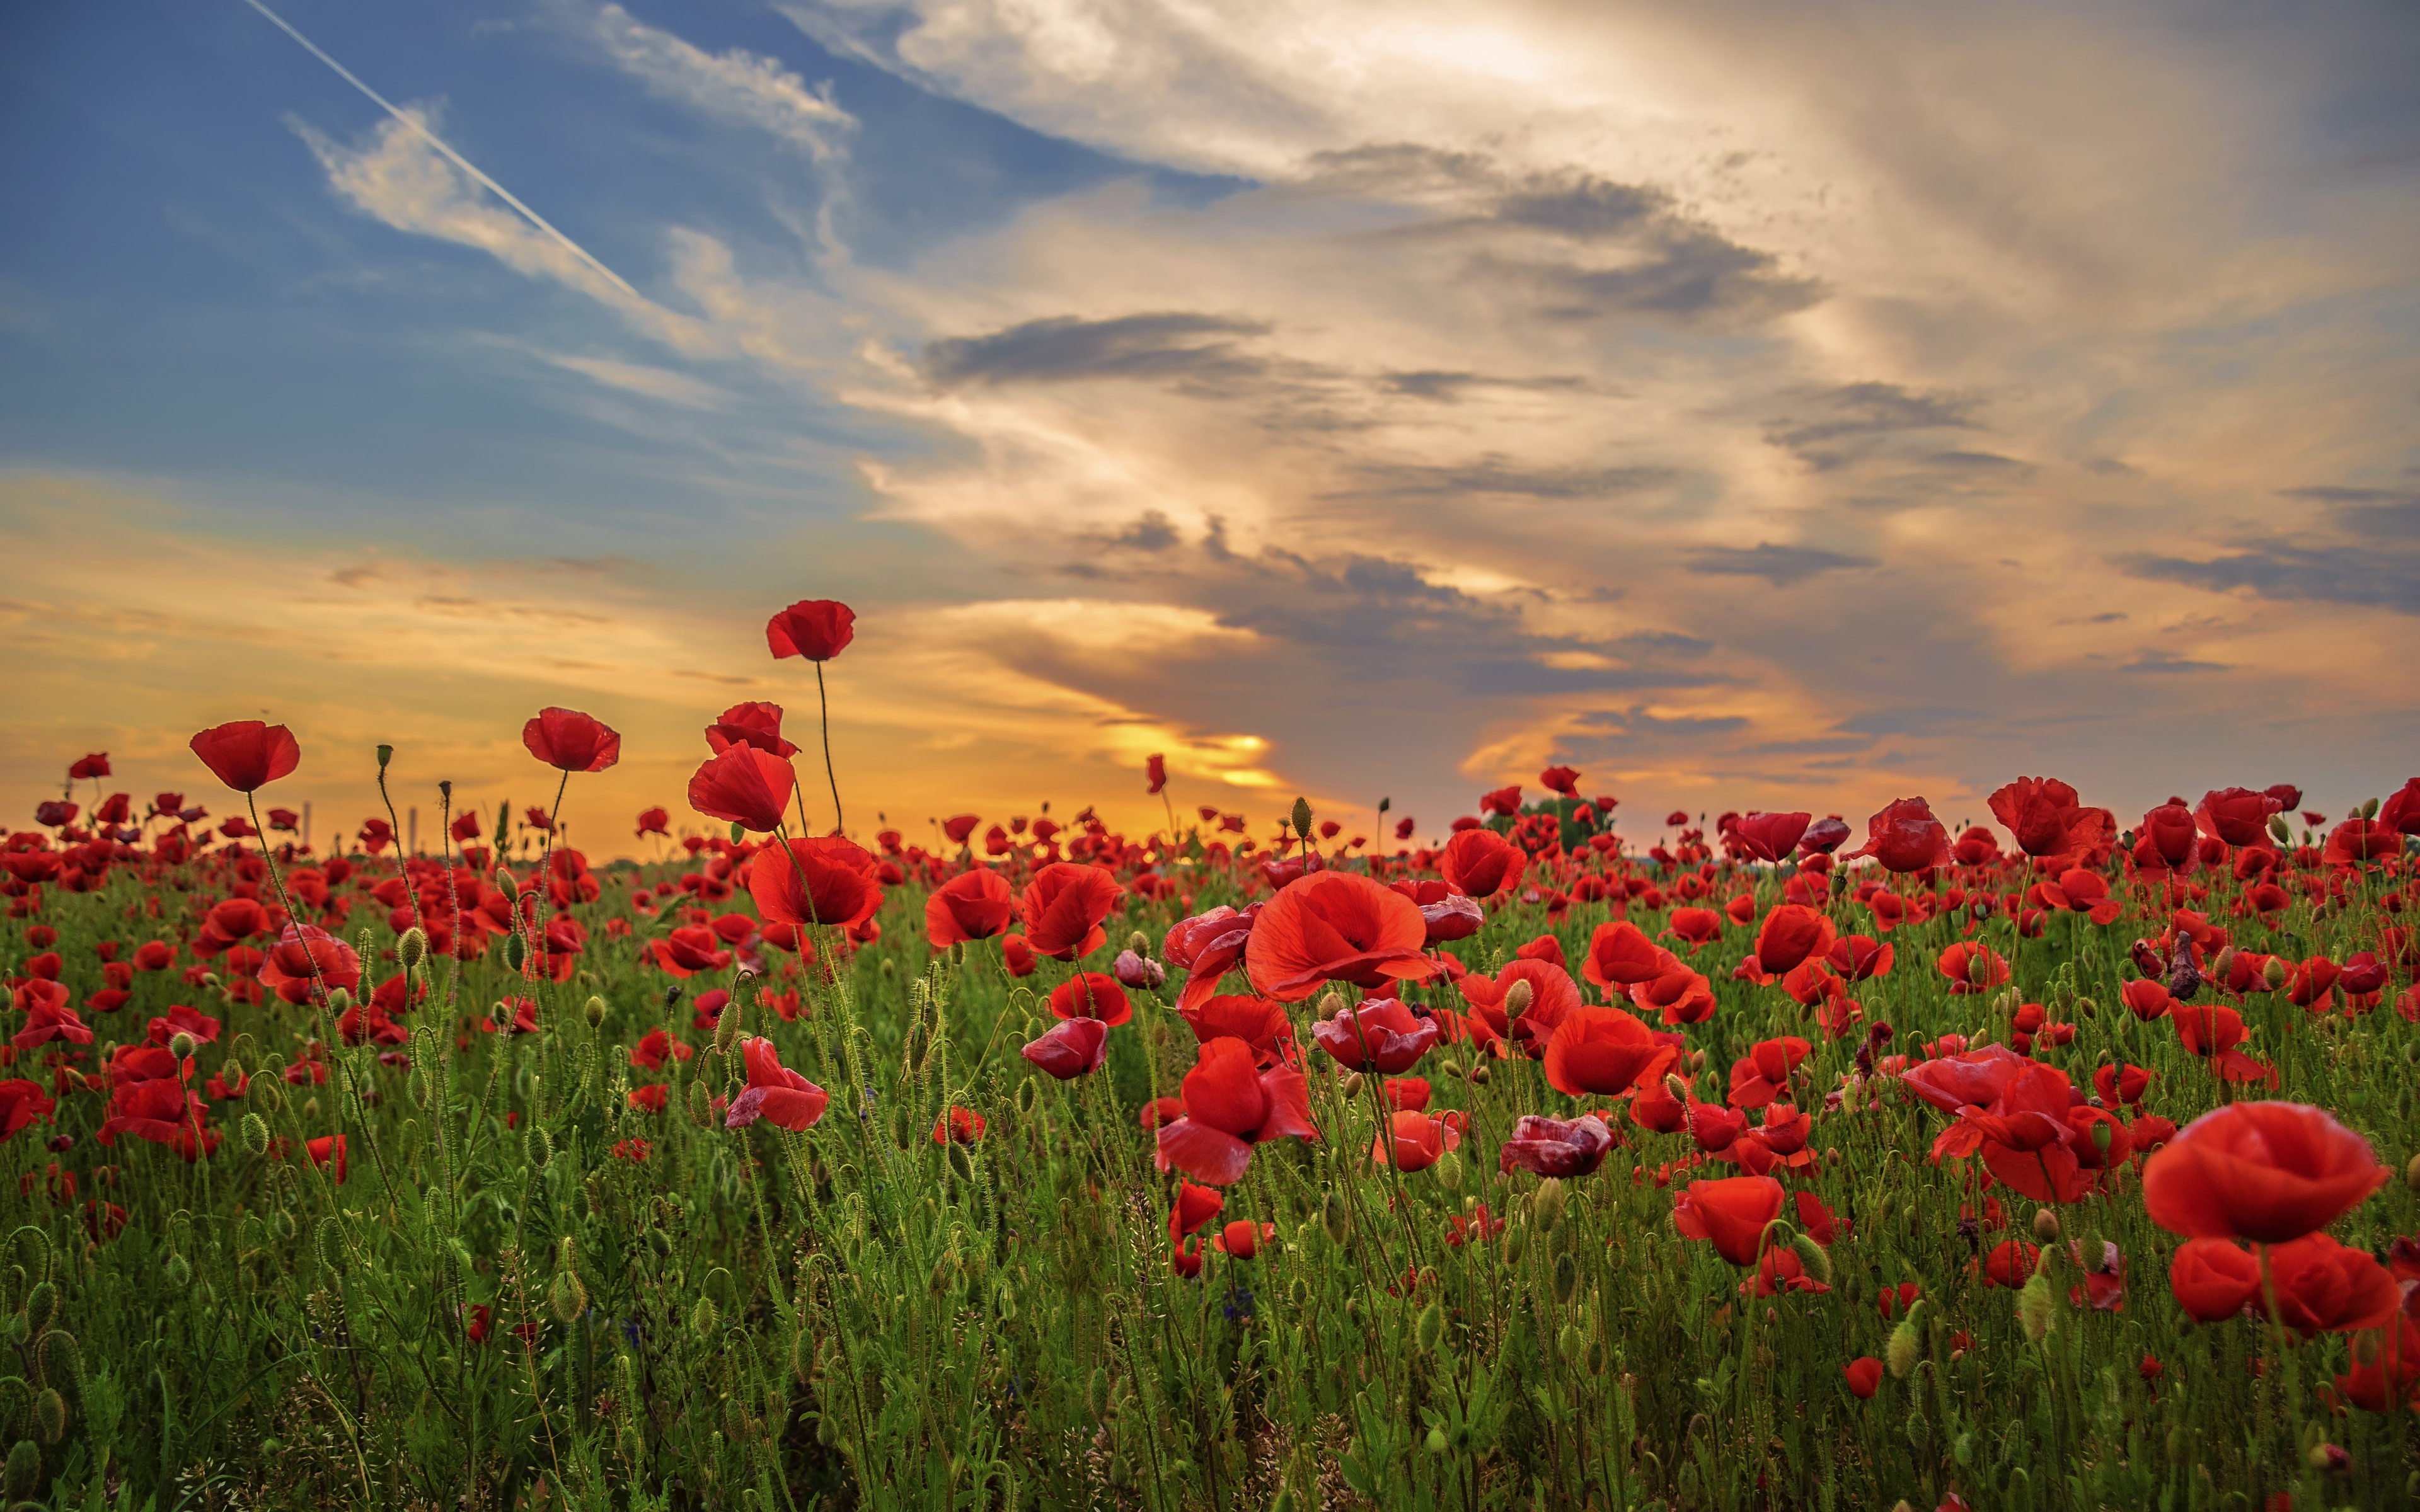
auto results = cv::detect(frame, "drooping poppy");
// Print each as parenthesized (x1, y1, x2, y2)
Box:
(1846, 798, 1952, 874)
(1753, 905, 1835, 977)
(766, 599, 856, 662)
(1843, 1358, 1883, 1399)
(1154, 1038, 1317, 1186)
(189, 721, 301, 793)
(926, 868, 1015, 947)
(1244, 871, 1432, 1002)
(1168, 1181, 1223, 1240)
(0, 1080, 57, 1140)
(1049, 972, 1132, 1026)
(705, 701, 800, 759)
(1310, 995, 1438, 1073)
(688, 745, 797, 834)
(2141, 1102, 2389, 1244)
(1022, 862, 1125, 961)
(522, 707, 621, 774)
(749, 836, 883, 931)
(1541, 1004, 1676, 1098)
(1673, 1175, 1787, 1265)
(1020, 1017, 1109, 1080)
(1731, 811, 1811, 863)
(723, 1036, 829, 1131)
(1497, 1114, 1616, 1177)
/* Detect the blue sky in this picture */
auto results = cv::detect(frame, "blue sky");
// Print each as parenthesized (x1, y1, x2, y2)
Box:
(3, 0, 2417, 850)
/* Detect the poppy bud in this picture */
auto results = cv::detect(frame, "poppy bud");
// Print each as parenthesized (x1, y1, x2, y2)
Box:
(2267, 813, 2292, 844)
(1426, 1425, 1448, 1455)
(2075, 995, 2095, 1019)
(326, 987, 352, 1014)
(1967, 952, 1993, 987)
(34, 1387, 65, 1445)
(691, 1295, 718, 1338)
(1322, 1192, 1350, 1245)
(1504, 980, 1534, 1018)
(1552, 1251, 1578, 1305)
(2082, 1232, 2109, 1273)
(398, 927, 429, 973)
(3, 1440, 34, 1499)
(1469, 1063, 1490, 1086)
(1415, 1300, 1444, 1353)
(164, 1251, 192, 1288)
(551, 1269, 586, 1326)
(1662, 1073, 1691, 1106)
(25, 1283, 57, 1337)
(729, 820, 747, 845)
(2018, 1272, 2056, 1341)
(687, 1080, 712, 1128)
(1557, 1322, 1584, 1365)
(2264, 956, 2290, 990)
(2362, 796, 2381, 819)
(524, 1125, 553, 1169)
(317, 1217, 348, 1273)
(585, 995, 608, 1028)
(1291, 797, 1313, 837)
(1533, 1178, 1568, 1235)
(790, 1327, 817, 1383)
(2406, 1153, 2420, 1192)
(1126, 931, 1151, 957)
(1086, 1366, 1110, 1420)
(1502, 1225, 1526, 1266)
(2032, 1209, 2061, 1244)
(1584, 1338, 1607, 1376)
(1790, 1233, 1831, 1285)
(1341, 1072, 1364, 1099)
(815, 1411, 841, 1448)
(2308, 1443, 2350, 1474)
(1433, 1150, 1464, 1191)
(713, 1000, 743, 1056)
(376, 743, 395, 770)
(302, 1096, 320, 1122)
(1886, 1317, 1921, 1378)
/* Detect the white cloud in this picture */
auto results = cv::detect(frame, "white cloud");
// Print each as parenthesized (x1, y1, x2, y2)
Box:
(587, 3, 855, 162)
(541, 352, 734, 408)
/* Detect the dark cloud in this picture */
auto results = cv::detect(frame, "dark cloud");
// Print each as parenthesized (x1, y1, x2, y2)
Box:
(1926, 450, 2032, 472)
(920, 312, 1270, 388)
(1093, 510, 1180, 551)
(2121, 650, 2232, 673)
(1332, 453, 1674, 500)
(1834, 706, 1985, 736)
(1376, 370, 1592, 402)
(2278, 486, 2420, 542)
(1482, 231, 1824, 324)
(1684, 542, 1879, 587)
(2116, 542, 2420, 615)
(1492, 176, 1663, 239)
(1764, 382, 1981, 469)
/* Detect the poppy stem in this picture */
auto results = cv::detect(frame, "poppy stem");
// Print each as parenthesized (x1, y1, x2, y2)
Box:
(815, 660, 844, 837)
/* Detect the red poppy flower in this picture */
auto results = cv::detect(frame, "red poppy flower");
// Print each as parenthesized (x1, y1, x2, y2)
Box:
(705, 701, 800, 759)
(1214, 1219, 1276, 1258)
(688, 745, 797, 834)
(2322, 818, 2400, 866)
(2137, 803, 2201, 871)
(2170, 1004, 2274, 1084)
(1176, 994, 1293, 1064)
(1667, 908, 1723, 949)
(1825, 934, 1893, 981)
(1022, 862, 1124, 961)
(522, 707, 621, 774)
(2194, 787, 2283, 847)
(1162, 904, 1260, 1010)
(926, 868, 1014, 947)
(1146, 754, 1168, 795)
(1726, 1036, 1811, 1109)
(649, 925, 732, 978)
(1456, 958, 1582, 1055)
(1753, 905, 1835, 977)
(931, 1106, 986, 1145)
(1390, 879, 1484, 944)
(1581, 920, 1668, 990)
(2168, 1238, 2261, 1322)
(12, 992, 91, 1050)
(749, 836, 882, 931)
(258, 925, 362, 1007)
(2378, 777, 2420, 838)
(0, 1080, 57, 1140)
(1538, 765, 1582, 796)
(96, 1079, 210, 1154)
(1935, 941, 2008, 995)
(1846, 798, 1952, 874)
(1245, 871, 1431, 1002)
(308, 1133, 349, 1184)
(1981, 1239, 2039, 1288)
(1049, 972, 1132, 1026)
(2259, 1232, 2400, 1337)
(1440, 828, 1526, 899)
(766, 599, 855, 661)
(1020, 1017, 1109, 1080)
(1731, 811, 1810, 863)
(1986, 777, 2114, 861)
(1169, 1181, 1223, 1239)
(635, 807, 670, 839)
(1673, 1175, 1786, 1265)
(1497, 1113, 1615, 1177)
(2336, 1315, 2420, 1412)
(723, 1036, 829, 1131)
(2143, 1102, 2388, 1243)
(1843, 1358, 1883, 1399)
(1310, 995, 1438, 1073)
(1002, 934, 1037, 977)
(1542, 1004, 1675, 1097)
(188, 721, 301, 793)
(1154, 1038, 1317, 1186)
(1372, 1109, 1462, 1172)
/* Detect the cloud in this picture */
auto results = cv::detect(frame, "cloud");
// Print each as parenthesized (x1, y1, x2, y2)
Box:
(2121, 648, 2232, 673)
(1334, 455, 1673, 500)
(542, 353, 734, 408)
(585, 3, 855, 161)
(1763, 381, 1980, 468)
(2116, 543, 2420, 615)
(919, 312, 1272, 387)
(1684, 542, 1879, 587)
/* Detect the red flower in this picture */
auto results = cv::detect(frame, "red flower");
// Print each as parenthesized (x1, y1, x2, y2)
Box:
(635, 806, 671, 838)
(522, 707, 621, 774)
(1214, 1220, 1275, 1258)
(1310, 995, 1438, 1074)
(2167, 1238, 2261, 1322)
(926, 868, 1014, 947)
(1022, 862, 1125, 961)
(766, 599, 856, 662)
(723, 1036, 829, 1131)
(705, 701, 799, 759)
(308, 1133, 348, 1184)
(2143, 1102, 2388, 1243)
(2137, 803, 2201, 871)
(1753, 905, 1835, 977)
(1020, 1018, 1109, 1079)
(2261, 1232, 2400, 1337)
(188, 721, 301, 793)
(1371, 1109, 1461, 1172)
(931, 1106, 986, 1144)
(688, 745, 797, 833)
(258, 925, 362, 1007)
(2378, 777, 2420, 838)
(1935, 941, 2008, 995)
(1439, 828, 1526, 900)
(1726, 1036, 1811, 1109)
(1539, 765, 1582, 796)
(0, 1080, 57, 1141)
(1245, 871, 1431, 1002)
(67, 753, 110, 781)
(1175, 994, 1293, 1065)
(1163, 904, 1261, 1010)
(2170, 1004, 2274, 1084)
(1581, 920, 1668, 990)
(1845, 798, 1952, 873)
(1392, 879, 1484, 944)
(1169, 1181, 1223, 1239)
(628, 1085, 669, 1113)
(1154, 1038, 1317, 1186)
(1002, 935, 1037, 977)
(1982, 1239, 2039, 1288)
(1842, 1358, 1883, 1399)
(1049, 972, 1132, 1026)
(1986, 777, 2114, 861)
(1731, 812, 1810, 863)
(1541, 1004, 1675, 1097)
(1673, 1175, 1786, 1265)
(749, 836, 882, 931)
(2194, 787, 2283, 847)
(1146, 754, 1168, 795)
(1497, 1113, 1615, 1178)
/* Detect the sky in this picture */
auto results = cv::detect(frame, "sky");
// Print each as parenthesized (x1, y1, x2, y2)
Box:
(3, 0, 2417, 857)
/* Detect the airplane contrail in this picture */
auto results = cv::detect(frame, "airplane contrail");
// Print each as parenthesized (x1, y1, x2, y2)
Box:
(236, 0, 643, 303)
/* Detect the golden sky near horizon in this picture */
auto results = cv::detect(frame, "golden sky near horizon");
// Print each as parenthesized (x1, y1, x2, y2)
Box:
(4, 1, 2417, 856)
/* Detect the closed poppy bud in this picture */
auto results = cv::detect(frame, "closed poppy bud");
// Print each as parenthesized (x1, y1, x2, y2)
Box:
(1533, 1177, 1568, 1234)
(1291, 797, 1313, 837)
(585, 995, 608, 1028)
(398, 927, 428, 973)
(2032, 1209, 2061, 1243)
(713, 999, 742, 1055)
(1322, 1191, 1350, 1244)
(1415, 1300, 1444, 1353)
(2018, 1273, 2056, 1340)
(2264, 956, 2289, 990)
(1886, 1315, 1921, 1378)
(1790, 1232, 1832, 1285)
(240, 1113, 269, 1157)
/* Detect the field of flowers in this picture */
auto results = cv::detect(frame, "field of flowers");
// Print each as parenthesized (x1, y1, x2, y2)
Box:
(2, 598, 2417, 1512)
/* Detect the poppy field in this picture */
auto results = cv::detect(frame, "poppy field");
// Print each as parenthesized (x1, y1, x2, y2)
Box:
(4, 598, 2419, 1512)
